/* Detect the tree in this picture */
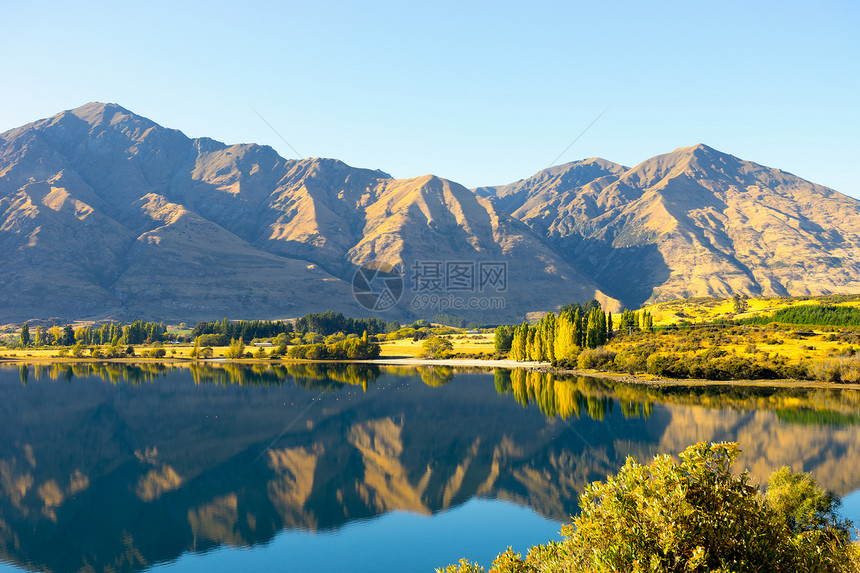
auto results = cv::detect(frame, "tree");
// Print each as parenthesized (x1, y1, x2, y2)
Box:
(554, 310, 579, 360)
(541, 313, 556, 362)
(61, 325, 75, 346)
(226, 338, 245, 359)
(585, 308, 601, 349)
(526, 327, 539, 361)
(421, 336, 453, 359)
(494, 325, 514, 353)
(510, 323, 528, 361)
(734, 293, 749, 314)
(20, 323, 30, 347)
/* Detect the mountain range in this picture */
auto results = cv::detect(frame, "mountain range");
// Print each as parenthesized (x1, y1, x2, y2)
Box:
(1, 103, 858, 323)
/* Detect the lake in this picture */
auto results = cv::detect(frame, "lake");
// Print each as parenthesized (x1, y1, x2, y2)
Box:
(1, 363, 860, 572)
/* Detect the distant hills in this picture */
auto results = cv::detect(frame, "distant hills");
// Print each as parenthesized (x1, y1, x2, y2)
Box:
(1, 103, 859, 323)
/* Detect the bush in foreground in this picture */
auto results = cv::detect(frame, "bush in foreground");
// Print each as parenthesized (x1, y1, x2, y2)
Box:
(439, 442, 857, 573)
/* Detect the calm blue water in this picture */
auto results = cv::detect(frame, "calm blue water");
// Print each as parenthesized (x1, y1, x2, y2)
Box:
(1, 363, 860, 572)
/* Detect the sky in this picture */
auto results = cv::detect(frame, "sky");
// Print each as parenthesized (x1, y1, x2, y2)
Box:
(1, 0, 858, 196)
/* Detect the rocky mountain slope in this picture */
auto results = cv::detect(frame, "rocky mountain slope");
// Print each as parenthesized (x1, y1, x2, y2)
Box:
(478, 145, 860, 307)
(0, 103, 612, 322)
(1, 103, 858, 323)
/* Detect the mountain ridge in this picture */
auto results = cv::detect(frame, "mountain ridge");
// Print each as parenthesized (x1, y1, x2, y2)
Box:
(0, 103, 615, 322)
(1, 102, 859, 322)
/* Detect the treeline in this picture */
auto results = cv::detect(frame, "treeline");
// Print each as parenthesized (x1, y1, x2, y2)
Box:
(75, 321, 168, 345)
(496, 305, 656, 362)
(744, 304, 860, 327)
(293, 310, 399, 337)
(432, 313, 480, 329)
(499, 305, 611, 362)
(286, 332, 381, 360)
(17, 321, 169, 347)
(191, 319, 293, 341)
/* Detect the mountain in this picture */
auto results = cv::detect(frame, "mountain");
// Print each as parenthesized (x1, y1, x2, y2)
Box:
(0, 103, 614, 323)
(478, 144, 860, 306)
(2, 103, 859, 323)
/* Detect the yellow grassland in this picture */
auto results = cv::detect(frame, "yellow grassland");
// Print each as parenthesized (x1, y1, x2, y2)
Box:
(643, 293, 860, 326)
(0, 334, 497, 361)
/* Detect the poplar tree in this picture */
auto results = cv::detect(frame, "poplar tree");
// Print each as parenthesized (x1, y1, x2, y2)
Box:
(541, 313, 556, 362)
(573, 309, 583, 348)
(511, 323, 528, 361)
(554, 310, 577, 359)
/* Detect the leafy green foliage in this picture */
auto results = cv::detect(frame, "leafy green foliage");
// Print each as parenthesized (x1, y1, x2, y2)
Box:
(192, 318, 294, 341)
(293, 310, 398, 337)
(287, 332, 381, 360)
(766, 467, 849, 537)
(442, 442, 858, 573)
(494, 325, 514, 353)
(421, 336, 453, 359)
(196, 333, 228, 346)
(508, 303, 610, 364)
(225, 338, 246, 359)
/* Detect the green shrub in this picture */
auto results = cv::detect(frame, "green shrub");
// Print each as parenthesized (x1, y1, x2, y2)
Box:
(441, 442, 858, 573)
(808, 358, 860, 383)
(577, 348, 616, 370)
(613, 350, 648, 374)
(197, 333, 228, 346)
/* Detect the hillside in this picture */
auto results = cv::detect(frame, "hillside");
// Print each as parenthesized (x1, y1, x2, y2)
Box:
(479, 144, 860, 307)
(0, 103, 613, 322)
(2, 103, 859, 323)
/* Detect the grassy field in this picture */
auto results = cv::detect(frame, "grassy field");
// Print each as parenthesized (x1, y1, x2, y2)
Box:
(644, 293, 860, 326)
(0, 333, 498, 361)
(378, 333, 496, 358)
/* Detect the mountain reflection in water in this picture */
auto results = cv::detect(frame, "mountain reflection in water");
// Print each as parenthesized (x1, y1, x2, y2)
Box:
(1, 362, 860, 573)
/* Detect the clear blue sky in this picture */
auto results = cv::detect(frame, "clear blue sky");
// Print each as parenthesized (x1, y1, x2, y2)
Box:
(2, 0, 858, 196)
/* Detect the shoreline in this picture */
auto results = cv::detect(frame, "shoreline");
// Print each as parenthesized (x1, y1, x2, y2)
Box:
(2, 354, 859, 390)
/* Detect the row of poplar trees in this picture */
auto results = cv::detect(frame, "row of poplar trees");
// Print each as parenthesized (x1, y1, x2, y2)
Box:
(508, 306, 611, 362)
(500, 306, 655, 362)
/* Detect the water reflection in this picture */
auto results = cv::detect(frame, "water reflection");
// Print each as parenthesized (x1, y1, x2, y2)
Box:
(13, 362, 385, 390)
(0, 363, 859, 573)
